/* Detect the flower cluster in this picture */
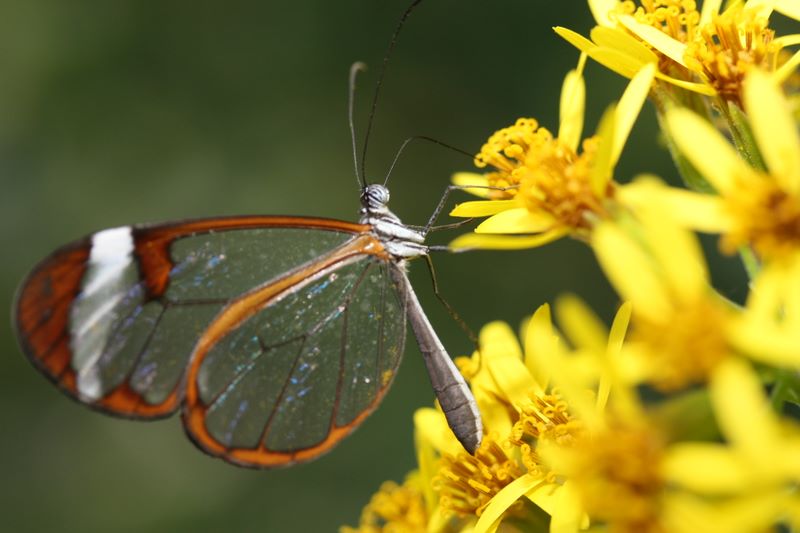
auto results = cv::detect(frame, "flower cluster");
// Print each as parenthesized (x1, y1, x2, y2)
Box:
(343, 1, 800, 532)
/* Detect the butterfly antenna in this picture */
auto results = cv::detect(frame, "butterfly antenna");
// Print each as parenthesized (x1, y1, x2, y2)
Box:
(360, 0, 425, 185)
(349, 61, 368, 189)
(382, 135, 475, 187)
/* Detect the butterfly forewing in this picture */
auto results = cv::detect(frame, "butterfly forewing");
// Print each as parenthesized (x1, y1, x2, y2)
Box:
(14, 216, 376, 424)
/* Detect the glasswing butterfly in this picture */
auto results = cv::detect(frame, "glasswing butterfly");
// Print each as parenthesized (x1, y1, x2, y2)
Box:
(12, 0, 482, 469)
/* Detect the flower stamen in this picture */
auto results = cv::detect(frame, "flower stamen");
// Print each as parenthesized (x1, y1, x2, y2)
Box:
(684, 5, 779, 104)
(433, 437, 522, 517)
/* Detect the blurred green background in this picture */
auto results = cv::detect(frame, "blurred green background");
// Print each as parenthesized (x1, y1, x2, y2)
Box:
(0, 1, 747, 532)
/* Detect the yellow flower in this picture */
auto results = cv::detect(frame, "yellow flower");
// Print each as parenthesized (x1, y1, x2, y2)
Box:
(527, 298, 678, 533)
(448, 63, 655, 251)
(660, 358, 800, 533)
(556, 0, 800, 104)
(410, 298, 635, 532)
(625, 69, 800, 262)
(591, 202, 800, 391)
(339, 472, 431, 533)
(455, 299, 634, 532)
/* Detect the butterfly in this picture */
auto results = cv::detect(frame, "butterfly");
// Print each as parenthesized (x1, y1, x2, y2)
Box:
(12, 1, 483, 468)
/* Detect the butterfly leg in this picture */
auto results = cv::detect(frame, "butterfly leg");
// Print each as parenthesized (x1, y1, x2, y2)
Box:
(421, 183, 519, 237)
(422, 254, 477, 345)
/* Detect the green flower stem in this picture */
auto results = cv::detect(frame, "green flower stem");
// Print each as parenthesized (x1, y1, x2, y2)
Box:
(652, 87, 715, 193)
(721, 100, 767, 172)
(769, 369, 800, 412)
(738, 246, 761, 280)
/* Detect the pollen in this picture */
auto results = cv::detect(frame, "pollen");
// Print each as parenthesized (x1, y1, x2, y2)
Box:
(432, 436, 523, 517)
(633, 297, 730, 391)
(475, 119, 612, 231)
(721, 178, 800, 261)
(474, 118, 551, 199)
(684, 5, 779, 105)
(510, 391, 584, 479)
(615, 0, 700, 42)
(341, 476, 428, 533)
(520, 135, 612, 234)
(568, 422, 666, 533)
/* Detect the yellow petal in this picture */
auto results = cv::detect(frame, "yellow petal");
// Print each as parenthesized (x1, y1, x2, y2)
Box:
(452, 172, 492, 198)
(637, 208, 709, 305)
(665, 107, 753, 193)
(618, 177, 735, 232)
(778, 255, 800, 329)
(523, 481, 560, 517)
(475, 208, 555, 234)
(414, 407, 464, 456)
(611, 63, 655, 168)
(664, 490, 794, 533)
(548, 481, 586, 533)
(601, 302, 642, 419)
(585, 47, 644, 78)
(773, 34, 800, 48)
(617, 14, 688, 67)
(524, 303, 560, 388)
(744, 69, 800, 194)
(700, 0, 723, 25)
(590, 104, 616, 195)
(450, 199, 519, 217)
(774, 48, 800, 84)
(727, 319, 800, 367)
(731, 258, 800, 366)
(479, 321, 523, 359)
(553, 26, 597, 54)
(745, 0, 775, 18)
(592, 222, 673, 322)
(478, 395, 514, 437)
(653, 70, 717, 95)
(449, 228, 568, 251)
(775, 0, 800, 19)
(662, 443, 752, 493)
(486, 348, 542, 408)
(710, 359, 782, 459)
(588, 0, 621, 26)
(559, 67, 586, 153)
(555, 294, 607, 353)
(414, 425, 439, 513)
(590, 26, 659, 67)
(473, 475, 546, 533)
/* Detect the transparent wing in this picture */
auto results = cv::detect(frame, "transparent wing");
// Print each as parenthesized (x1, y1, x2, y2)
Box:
(183, 256, 407, 468)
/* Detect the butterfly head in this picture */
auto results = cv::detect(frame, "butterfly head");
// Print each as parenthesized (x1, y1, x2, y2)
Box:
(360, 184, 391, 212)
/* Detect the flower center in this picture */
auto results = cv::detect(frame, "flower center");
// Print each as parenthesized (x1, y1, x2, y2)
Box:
(568, 423, 665, 533)
(521, 136, 612, 233)
(722, 178, 800, 261)
(616, 0, 700, 43)
(633, 297, 729, 390)
(475, 120, 613, 233)
(433, 437, 523, 517)
(683, 5, 778, 105)
(510, 391, 584, 478)
(474, 118, 551, 199)
(342, 475, 428, 533)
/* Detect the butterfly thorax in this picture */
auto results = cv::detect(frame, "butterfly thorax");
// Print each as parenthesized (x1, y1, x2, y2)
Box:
(359, 184, 427, 260)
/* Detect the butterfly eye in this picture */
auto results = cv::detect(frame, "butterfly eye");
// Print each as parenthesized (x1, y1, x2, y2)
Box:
(362, 185, 390, 210)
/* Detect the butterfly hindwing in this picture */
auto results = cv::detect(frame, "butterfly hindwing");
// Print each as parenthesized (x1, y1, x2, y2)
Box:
(182, 238, 408, 467)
